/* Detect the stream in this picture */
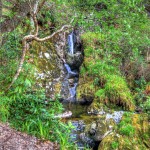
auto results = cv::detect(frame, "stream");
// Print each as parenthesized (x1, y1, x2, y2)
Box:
(63, 31, 91, 149)
(59, 31, 124, 150)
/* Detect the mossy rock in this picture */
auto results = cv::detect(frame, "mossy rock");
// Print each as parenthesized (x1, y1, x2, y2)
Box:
(77, 76, 99, 102)
(87, 100, 107, 115)
(31, 40, 63, 99)
(95, 74, 135, 111)
(98, 113, 150, 150)
(66, 52, 83, 69)
(53, 82, 61, 95)
(80, 116, 116, 144)
(77, 32, 135, 111)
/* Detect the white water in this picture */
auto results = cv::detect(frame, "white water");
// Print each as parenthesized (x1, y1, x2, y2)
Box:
(69, 83, 78, 98)
(64, 63, 77, 75)
(68, 32, 74, 54)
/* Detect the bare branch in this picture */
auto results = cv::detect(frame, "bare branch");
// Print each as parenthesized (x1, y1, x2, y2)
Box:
(33, 25, 71, 42)
(5, 0, 73, 91)
(32, 13, 39, 36)
(6, 39, 28, 90)
(6, 24, 71, 91)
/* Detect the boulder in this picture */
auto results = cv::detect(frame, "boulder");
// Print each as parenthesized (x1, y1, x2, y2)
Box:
(98, 113, 150, 150)
(80, 116, 116, 144)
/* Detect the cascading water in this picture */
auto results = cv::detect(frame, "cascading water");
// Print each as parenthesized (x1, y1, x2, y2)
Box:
(60, 31, 125, 150)
(64, 63, 78, 101)
(64, 64, 77, 76)
(68, 32, 74, 55)
(62, 31, 92, 149)
(63, 32, 79, 102)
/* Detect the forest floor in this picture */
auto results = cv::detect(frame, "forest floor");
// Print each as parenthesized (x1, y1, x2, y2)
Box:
(0, 123, 59, 150)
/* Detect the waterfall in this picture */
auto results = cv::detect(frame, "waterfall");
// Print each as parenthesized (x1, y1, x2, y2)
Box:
(69, 83, 78, 99)
(61, 30, 83, 102)
(62, 31, 79, 102)
(68, 32, 74, 54)
(64, 63, 77, 76)
(64, 63, 78, 101)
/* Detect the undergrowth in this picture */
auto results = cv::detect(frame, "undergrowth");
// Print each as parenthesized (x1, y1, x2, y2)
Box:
(8, 91, 74, 149)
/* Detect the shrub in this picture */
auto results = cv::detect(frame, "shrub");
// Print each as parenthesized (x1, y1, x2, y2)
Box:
(8, 91, 74, 148)
(111, 141, 119, 149)
(119, 124, 135, 136)
(118, 113, 135, 137)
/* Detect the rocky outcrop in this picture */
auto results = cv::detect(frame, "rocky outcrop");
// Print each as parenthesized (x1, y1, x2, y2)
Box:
(76, 32, 135, 111)
(79, 111, 124, 147)
(98, 113, 150, 150)
(77, 76, 97, 105)
(33, 30, 83, 101)
(32, 34, 65, 99)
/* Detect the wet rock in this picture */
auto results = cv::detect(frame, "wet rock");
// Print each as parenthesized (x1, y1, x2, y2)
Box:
(88, 103, 106, 115)
(54, 111, 72, 118)
(32, 33, 66, 99)
(98, 113, 150, 150)
(90, 119, 115, 141)
(80, 117, 116, 144)
(79, 133, 95, 147)
(60, 30, 83, 101)
(77, 76, 97, 104)
(66, 52, 83, 69)
(106, 111, 124, 123)
(68, 78, 74, 86)
(78, 96, 93, 105)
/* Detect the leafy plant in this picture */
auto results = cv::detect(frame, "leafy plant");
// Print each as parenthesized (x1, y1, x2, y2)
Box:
(111, 141, 119, 149)
(118, 113, 135, 137)
(8, 91, 75, 149)
(140, 97, 150, 117)
(119, 124, 135, 136)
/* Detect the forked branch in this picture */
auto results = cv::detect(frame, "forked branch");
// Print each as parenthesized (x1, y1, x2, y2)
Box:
(6, 9, 72, 91)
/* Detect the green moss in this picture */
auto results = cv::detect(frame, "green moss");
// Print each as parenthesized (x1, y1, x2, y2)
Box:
(119, 124, 135, 136)
(111, 141, 119, 149)
(77, 76, 98, 100)
(99, 114, 150, 150)
(95, 74, 135, 110)
(78, 32, 135, 110)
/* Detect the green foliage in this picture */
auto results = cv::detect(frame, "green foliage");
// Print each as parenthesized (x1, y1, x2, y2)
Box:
(9, 92, 56, 139)
(140, 97, 150, 116)
(0, 28, 22, 91)
(79, 0, 150, 110)
(111, 141, 119, 149)
(0, 96, 11, 122)
(119, 124, 135, 136)
(0, 25, 74, 148)
(0, 0, 150, 149)
(118, 113, 135, 137)
(8, 91, 74, 149)
(81, 32, 135, 110)
(95, 74, 134, 110)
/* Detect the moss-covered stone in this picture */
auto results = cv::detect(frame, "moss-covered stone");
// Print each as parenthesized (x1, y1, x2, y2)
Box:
(77, 32, 135, 111)
(31, 39, 63, 99)
(98, 113, 150, 150)
(80, 116, 116, 144)
(77, 76, 99, 102)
